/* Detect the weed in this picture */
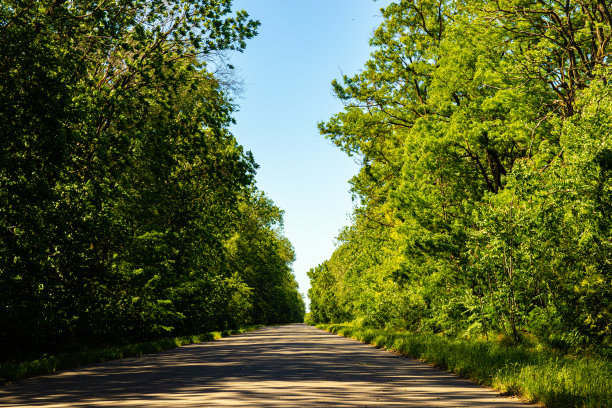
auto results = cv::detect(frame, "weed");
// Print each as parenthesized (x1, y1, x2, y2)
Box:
(317, 324, 611, 408)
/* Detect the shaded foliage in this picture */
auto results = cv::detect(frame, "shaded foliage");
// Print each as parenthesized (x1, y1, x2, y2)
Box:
(0, 0, 303, 361)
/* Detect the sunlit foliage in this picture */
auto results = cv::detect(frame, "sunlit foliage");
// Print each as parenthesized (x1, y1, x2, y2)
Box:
(309, 0, 611, 356)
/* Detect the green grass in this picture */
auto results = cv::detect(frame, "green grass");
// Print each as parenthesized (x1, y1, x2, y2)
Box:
(0, 326, 262, 385)
(317, 323, 611, 408)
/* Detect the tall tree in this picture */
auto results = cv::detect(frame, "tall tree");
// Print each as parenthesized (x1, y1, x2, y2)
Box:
(311, 0, 611, 354)
(1, 0, 303, 360)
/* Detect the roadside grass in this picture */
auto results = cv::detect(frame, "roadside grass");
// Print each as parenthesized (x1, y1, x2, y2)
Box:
(317, 323, 611, 408)
(0, 326, 262, 385)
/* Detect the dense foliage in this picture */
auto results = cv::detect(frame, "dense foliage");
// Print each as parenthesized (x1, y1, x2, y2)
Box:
(0, 0, 304, 361)
(309, 0, 611, 356)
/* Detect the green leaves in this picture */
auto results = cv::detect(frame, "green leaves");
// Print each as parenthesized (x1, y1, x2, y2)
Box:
(311, 0, 612, 356)
(1, 0, 301, 361)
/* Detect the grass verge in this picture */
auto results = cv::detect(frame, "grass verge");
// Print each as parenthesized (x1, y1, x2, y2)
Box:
(0, 326, 262, 385)
(317, 323, 611, 408)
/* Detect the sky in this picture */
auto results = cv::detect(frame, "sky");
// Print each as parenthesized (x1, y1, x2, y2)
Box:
(228, 0, 389, 305)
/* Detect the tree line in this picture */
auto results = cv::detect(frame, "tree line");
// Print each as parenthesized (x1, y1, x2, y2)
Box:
(0, 0, 304, 361)
(308, 0, 611, 357)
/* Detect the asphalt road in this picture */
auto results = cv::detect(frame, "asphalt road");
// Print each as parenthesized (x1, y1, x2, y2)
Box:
(0, 324, 533, 407)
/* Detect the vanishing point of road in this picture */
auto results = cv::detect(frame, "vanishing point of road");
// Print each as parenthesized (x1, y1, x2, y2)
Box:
(0, 324, 533, 407)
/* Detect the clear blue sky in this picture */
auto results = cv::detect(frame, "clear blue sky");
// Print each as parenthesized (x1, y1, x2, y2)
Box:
(229, 0, 389, 305)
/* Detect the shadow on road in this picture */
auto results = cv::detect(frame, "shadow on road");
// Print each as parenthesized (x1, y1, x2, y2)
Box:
(0, 324, 532, 407)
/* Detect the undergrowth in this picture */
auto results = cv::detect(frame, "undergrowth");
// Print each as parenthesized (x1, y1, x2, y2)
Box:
(0, 326, 261, 385)
(317, 323, 611, 408)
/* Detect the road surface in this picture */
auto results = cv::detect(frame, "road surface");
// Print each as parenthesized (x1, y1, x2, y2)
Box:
(0, 324, 533, 407)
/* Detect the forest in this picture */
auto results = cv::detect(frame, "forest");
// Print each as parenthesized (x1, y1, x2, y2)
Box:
(308, 0, 612, 357)
(0, 0, 304, 362)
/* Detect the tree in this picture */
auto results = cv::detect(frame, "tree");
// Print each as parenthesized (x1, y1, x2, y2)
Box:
(311, 0, 611, 354)
(1, 0, 302, 360)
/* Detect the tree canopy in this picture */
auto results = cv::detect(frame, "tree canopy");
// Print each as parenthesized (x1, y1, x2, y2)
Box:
(0, 0, 304, 360)
(309, 0, 611, 356)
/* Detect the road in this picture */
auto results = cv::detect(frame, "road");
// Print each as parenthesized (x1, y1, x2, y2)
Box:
(0, 324, 533, 407)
